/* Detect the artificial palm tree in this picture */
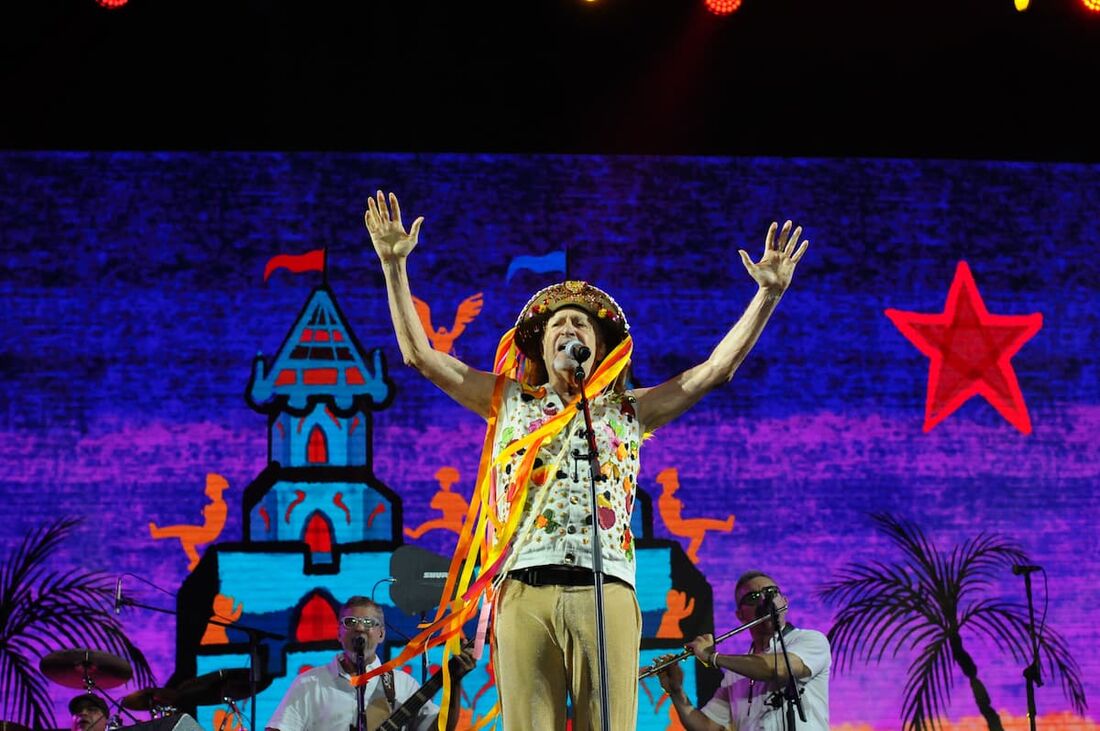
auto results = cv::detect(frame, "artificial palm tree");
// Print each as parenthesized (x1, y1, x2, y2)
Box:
(819, 513, 1086, 731)
(1, 517, 155, 728)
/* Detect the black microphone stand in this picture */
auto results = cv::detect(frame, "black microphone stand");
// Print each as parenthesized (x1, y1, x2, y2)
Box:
(573, 360, 613, 731)
(1020, 569, 1043, 731)
(767, 599, 806, 729)
(354, 636, 367, 731)
(117, 593, 283, 731)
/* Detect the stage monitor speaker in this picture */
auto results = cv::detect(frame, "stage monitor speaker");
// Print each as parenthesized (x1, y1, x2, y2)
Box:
(124, 714, 204, 731)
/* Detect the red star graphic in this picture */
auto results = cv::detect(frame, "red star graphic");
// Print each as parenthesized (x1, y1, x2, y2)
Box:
(885, 261, 1042, 434)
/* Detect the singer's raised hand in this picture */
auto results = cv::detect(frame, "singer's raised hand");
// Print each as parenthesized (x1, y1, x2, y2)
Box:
(366, 190, 423, 262)
(738, 220, 809, 293)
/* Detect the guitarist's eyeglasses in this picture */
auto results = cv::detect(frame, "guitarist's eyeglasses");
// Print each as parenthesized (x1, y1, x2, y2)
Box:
(341, 616, 383, 630)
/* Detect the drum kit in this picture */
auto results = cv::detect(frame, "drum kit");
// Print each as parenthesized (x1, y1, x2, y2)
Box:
(0, 648, 271, 730)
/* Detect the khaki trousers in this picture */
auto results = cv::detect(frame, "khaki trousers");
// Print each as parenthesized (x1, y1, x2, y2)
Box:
(493, 577, 641, 731)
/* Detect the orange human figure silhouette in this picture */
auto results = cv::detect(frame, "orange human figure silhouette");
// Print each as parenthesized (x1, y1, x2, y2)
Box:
(200, 594, 244, 645)
(212, 709, 242, 731)
(642, 677, 688, 731)
(404, 467, 469, 539)
(665, 703, 688, 731)
(149, 473, 230, 571)
(412, 293, 484, 355)
(657, 589, 696, 639)
(656, 468, 734, 564)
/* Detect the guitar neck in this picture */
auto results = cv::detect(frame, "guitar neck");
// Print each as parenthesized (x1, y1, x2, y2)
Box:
(377, 670, 446, 731)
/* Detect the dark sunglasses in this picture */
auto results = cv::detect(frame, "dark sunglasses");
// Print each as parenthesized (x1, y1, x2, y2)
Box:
(738, 585, 780, 606)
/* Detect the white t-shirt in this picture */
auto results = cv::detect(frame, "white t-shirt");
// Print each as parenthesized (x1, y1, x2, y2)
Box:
(701, 627, 831, 731)
(267, 655, 440, 731)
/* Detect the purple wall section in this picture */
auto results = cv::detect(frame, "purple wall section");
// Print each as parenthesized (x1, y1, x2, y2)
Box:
(1, 152, 1097, 728)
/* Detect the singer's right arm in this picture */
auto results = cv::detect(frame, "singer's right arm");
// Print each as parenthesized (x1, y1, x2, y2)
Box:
(368, 191, 497, 419)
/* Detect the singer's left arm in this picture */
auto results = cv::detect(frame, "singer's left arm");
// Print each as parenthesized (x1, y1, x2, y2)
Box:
(633, 220, 809, 431)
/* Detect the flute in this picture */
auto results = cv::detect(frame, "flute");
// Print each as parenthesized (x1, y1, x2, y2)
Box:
(638, 603, 787, 679)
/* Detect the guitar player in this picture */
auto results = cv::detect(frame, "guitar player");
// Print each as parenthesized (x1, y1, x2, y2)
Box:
(266, 596, 476, 731)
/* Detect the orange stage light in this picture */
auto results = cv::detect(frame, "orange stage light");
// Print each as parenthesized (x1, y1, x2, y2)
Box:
(705, 0, 743, 15)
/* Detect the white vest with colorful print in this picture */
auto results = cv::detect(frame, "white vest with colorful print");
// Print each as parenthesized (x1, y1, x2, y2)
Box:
(492, 378, 644, 587)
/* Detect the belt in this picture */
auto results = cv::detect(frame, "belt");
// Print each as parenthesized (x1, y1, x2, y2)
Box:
(507, 566, 629, 589)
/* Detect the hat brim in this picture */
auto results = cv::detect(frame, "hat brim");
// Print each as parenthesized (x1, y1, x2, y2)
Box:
(514, 307, 627, 364)
(513, 282, 629, 363)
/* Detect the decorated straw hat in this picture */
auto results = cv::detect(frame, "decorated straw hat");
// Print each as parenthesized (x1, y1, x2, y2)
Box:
(513, 280, 630, 362)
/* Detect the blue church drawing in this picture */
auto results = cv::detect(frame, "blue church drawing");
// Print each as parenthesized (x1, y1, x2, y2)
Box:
(169, 281, 719, 730)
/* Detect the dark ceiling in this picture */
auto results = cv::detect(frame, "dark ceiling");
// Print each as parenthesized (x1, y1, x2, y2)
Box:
(4, 0, 1098, 160)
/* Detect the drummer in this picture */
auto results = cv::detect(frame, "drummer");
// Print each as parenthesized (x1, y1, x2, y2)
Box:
(68, 694, 108, 731)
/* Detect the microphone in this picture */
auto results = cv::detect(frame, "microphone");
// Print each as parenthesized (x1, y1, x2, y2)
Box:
(353, 635, 366, 673)
(114, 576, 124, 615)
(1012, 564, 1042, 575)
(562, 339, 591, 364)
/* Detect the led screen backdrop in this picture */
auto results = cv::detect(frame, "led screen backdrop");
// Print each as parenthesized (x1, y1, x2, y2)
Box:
(1, 152, 1097, 730)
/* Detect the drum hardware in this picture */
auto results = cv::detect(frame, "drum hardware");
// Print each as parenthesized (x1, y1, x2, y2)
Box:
(39, 648, 137, 730)
(113, 576, 284, 731)
(121, 687, 182, 718)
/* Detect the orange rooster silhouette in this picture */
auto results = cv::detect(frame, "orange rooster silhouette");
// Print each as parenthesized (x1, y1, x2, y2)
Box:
(412, 292, 484, 355)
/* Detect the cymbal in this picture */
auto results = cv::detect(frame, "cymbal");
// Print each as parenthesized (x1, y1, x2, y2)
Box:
(121, 687, 181, 711)
(39, 649, 132, 690)
(175, 668, 272, 706)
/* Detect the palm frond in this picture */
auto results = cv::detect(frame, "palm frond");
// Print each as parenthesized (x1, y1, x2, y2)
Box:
(821, 559, 942, 673)
(1037, 624, 1088, 713)
(819, 512, 1088, 730)
(835, 598, 938, 666)
(961, 597, 1087, 712)
(954, 533, 1028, 603)
(961, 600, 1032, 660)
(869, 513, 945, 594)
(0, 517, 156, 726)
(0, 643, 56, 727)
(900, 634, 954, 731)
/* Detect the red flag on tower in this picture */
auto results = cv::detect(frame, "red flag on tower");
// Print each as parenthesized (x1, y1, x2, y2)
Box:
(263, 248, 326, 283)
